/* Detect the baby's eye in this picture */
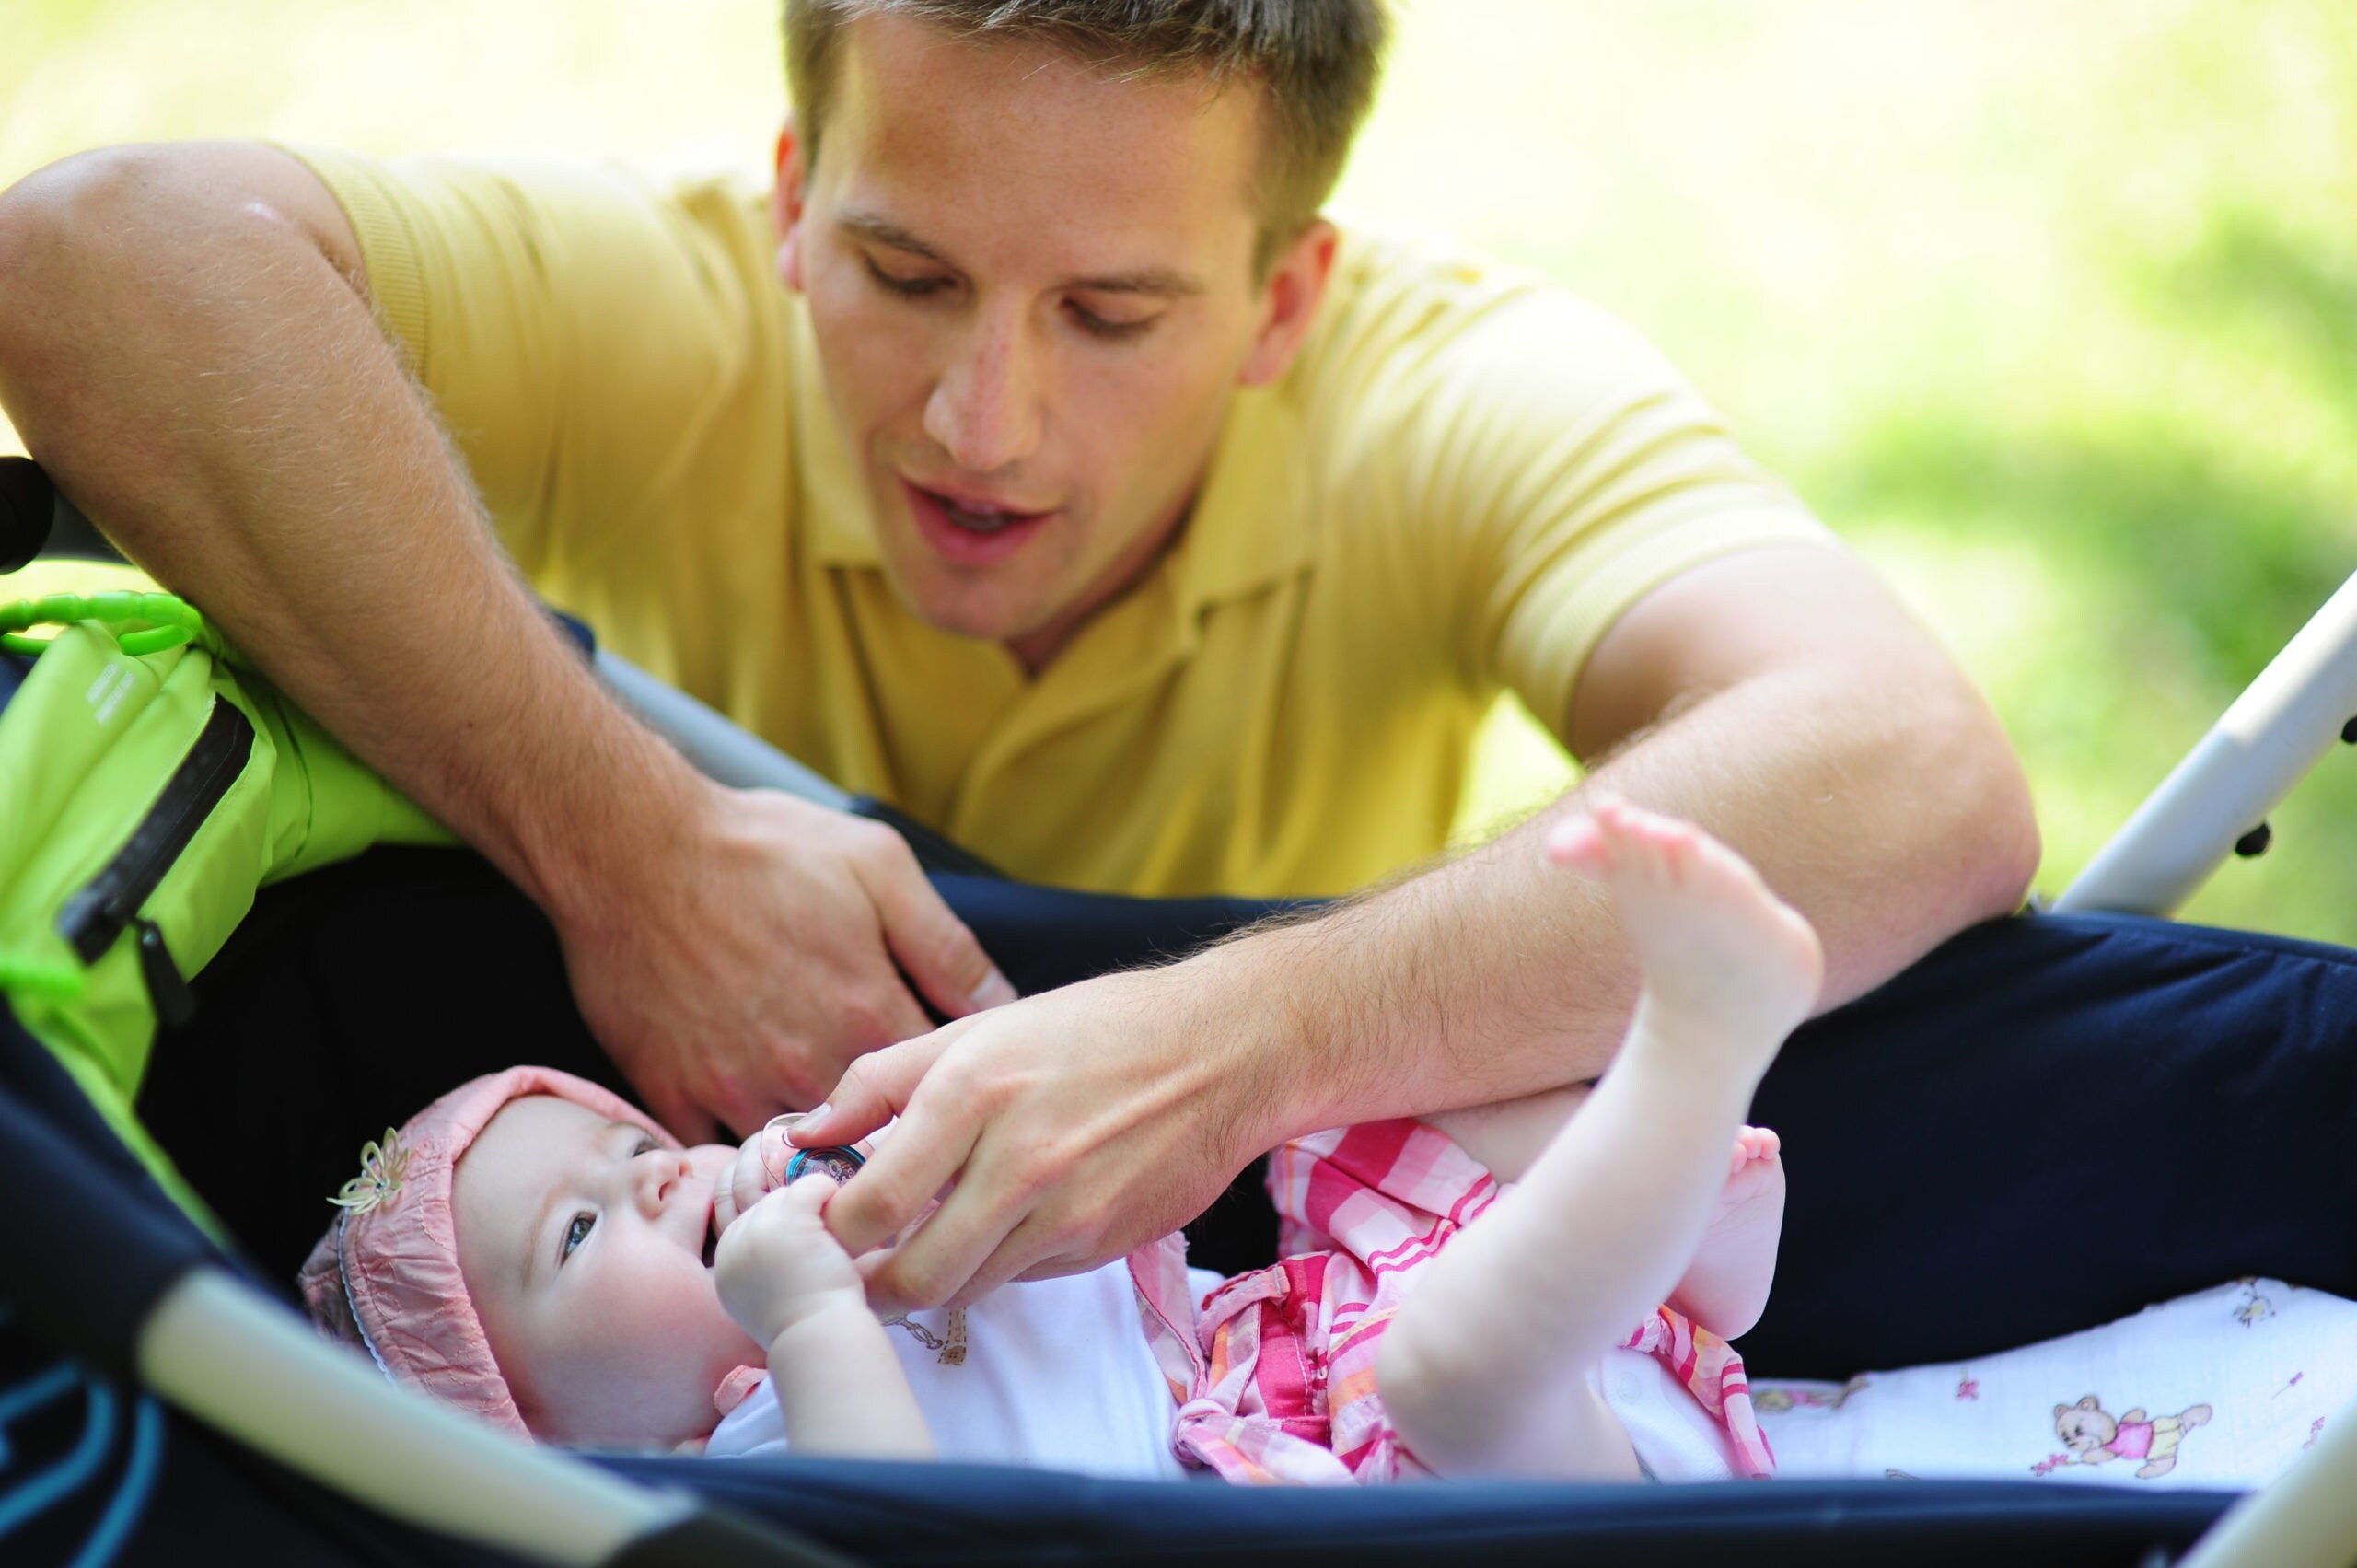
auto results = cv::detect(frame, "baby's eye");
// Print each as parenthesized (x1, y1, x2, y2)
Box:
(633, 1137, 657, 1157)
(561, 1212, 595, 1262)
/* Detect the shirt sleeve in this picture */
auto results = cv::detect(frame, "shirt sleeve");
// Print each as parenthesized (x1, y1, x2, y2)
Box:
(276, 145, 782, 584)
(1316, 244, 1835, 748)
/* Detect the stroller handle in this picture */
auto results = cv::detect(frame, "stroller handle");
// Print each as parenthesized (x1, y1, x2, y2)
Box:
(140, 1271, 853, 1566)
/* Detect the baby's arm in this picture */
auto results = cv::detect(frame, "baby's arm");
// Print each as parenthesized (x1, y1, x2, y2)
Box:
(714, 1162, 933, 1459)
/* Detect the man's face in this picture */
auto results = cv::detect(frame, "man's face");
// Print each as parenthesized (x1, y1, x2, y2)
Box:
(777, 14, 1329, 668)
(454, 1095, 755, 1448)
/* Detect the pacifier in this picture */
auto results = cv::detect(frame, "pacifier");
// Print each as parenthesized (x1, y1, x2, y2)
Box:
(763, 1113, 866, 1187)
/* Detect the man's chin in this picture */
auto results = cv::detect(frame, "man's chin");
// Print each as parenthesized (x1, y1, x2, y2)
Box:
(909, 596, 1035, 646)
(884, 563, 1061, 648)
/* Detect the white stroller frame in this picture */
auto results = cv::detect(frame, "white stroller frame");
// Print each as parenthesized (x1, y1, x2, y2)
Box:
(2057, 570, 2357, 922)
(2052, 566, 2357, 1566)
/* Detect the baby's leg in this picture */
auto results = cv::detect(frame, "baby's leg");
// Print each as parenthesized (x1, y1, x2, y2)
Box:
(1376, 796, 1821, 1479)
(1432, 1090, 1785, 1339)
(1423, 1083, 1592, 1184)
(1668, 1124, 1786, 1339)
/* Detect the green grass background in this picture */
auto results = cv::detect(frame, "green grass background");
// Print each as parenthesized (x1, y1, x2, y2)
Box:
(7, 0, 2357, 938)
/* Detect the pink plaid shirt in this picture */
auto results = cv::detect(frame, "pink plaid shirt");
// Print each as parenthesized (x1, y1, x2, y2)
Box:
(1127, 1120, 1775, 1484)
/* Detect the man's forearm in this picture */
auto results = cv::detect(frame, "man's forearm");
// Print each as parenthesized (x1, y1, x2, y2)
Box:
(0, 144, 694, 926)
(1202, 653, 2038, 1139)
(797, 635, 2033, 1308)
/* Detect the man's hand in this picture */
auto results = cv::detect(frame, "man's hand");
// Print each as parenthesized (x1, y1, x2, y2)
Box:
(0, 145, 1017, 1152)
(787, 958, 1281, 1315)
(556, 784, 1016, 1145)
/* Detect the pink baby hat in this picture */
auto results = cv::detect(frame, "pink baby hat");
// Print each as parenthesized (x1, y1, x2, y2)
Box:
(297, 1065, 675, 1437)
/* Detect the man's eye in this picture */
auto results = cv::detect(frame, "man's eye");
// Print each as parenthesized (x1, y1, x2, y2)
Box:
(1067, 301, 1154, 342)
(864, 257, 948, 298)
(562, 1212, 595, 1262)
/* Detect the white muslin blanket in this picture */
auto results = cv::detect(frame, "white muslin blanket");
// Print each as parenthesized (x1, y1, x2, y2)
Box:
(1754, 1278, 2353, 1488)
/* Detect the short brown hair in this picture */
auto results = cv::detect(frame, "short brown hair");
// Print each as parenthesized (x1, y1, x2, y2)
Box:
(784, 1, 1389, 274)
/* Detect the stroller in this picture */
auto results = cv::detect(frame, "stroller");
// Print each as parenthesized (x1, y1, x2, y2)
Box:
(4, 454, 2355, 1566)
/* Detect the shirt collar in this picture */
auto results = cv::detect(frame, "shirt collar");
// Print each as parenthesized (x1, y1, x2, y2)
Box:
(795, 319, 884, 568)
(1167, 385, 1314, 612)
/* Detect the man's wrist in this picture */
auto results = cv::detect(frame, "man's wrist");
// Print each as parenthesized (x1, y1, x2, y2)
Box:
(520, 706, 715, 937)
(1177, 925, 1340, 1152)
(1182, 836, 1595, 1140)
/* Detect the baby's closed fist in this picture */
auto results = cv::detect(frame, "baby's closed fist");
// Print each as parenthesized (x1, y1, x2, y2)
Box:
(714, 1174, 868, 1346)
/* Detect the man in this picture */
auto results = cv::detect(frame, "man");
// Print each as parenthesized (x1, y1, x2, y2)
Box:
(0, 1, 2037, 1316)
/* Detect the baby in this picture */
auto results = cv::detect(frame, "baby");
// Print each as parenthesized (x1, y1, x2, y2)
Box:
(301, 796, 1821, 1483)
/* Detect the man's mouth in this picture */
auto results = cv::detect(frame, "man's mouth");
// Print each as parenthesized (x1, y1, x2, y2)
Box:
(901, 480, 1055, 565)
(934, 492, 1031, 533)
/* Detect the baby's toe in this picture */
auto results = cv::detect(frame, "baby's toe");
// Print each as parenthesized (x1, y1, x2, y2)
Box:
(1545, 815, 1610, 872)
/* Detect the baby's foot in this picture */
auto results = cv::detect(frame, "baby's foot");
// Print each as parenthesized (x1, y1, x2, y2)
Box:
(1727, 1123, 1781, 1180)
(1670, 1125, 1786, 1338)
(1546, 793, 1823, 1074)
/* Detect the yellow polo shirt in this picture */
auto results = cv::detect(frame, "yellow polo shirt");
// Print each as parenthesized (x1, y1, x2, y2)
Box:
(290, 148, 1829, 898)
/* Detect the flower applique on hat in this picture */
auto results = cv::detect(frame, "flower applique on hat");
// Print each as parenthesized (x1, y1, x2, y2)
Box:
(327, 1128, 409, 1216)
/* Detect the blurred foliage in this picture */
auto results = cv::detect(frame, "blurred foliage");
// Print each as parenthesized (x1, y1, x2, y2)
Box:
(7, 0, 2357, 938)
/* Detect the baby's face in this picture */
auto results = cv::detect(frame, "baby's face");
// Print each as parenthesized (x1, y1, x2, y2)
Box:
(452, 1095, 756, 1448)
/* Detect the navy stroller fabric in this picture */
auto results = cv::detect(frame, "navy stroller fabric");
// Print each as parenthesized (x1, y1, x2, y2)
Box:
(1751, 910, 2357, 1374)
(587, 1456, 2227, 1567)
(136, 843, 2357, 1372)
(0, 1004, 540, 1568)
(13, 842, 2350, 1564)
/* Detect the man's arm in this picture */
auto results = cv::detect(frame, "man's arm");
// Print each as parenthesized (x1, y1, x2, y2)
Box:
(798, 541, 2037, 1311)
(0, 142, 1011, 1138)
(1249, 543, 2038, 1119)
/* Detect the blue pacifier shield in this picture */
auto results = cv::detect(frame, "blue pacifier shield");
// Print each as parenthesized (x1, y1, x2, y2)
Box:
(784, 1144, 865, 1185)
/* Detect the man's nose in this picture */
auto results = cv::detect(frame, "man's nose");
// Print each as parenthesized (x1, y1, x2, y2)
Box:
(923, 308, 1044, 475)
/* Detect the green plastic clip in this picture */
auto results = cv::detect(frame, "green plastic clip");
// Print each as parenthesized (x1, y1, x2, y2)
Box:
(0, 590, 212, 658)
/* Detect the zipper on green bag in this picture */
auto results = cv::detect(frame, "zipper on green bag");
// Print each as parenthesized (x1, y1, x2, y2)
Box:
(55, 698, 255, 1027)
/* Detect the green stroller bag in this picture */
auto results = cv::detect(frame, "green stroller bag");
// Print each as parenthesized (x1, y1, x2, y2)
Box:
(0, 588, 447, 1238)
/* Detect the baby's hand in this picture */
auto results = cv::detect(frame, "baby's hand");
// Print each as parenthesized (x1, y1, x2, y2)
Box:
(713, 1118, 796, 1237)
(714, 1176, 869, 1346)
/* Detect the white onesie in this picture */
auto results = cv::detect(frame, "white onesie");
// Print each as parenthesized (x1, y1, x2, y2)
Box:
(704, 1260, 1225, 1481)
(702, 1251, 1741, 1481)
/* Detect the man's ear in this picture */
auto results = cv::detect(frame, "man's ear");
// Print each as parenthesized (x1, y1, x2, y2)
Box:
(772, 120, 809, 293)
(1238, 218, 1338, 389)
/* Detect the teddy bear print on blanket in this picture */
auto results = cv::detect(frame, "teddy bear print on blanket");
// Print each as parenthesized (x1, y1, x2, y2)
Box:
(1752, 1278, 2349, 1488)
